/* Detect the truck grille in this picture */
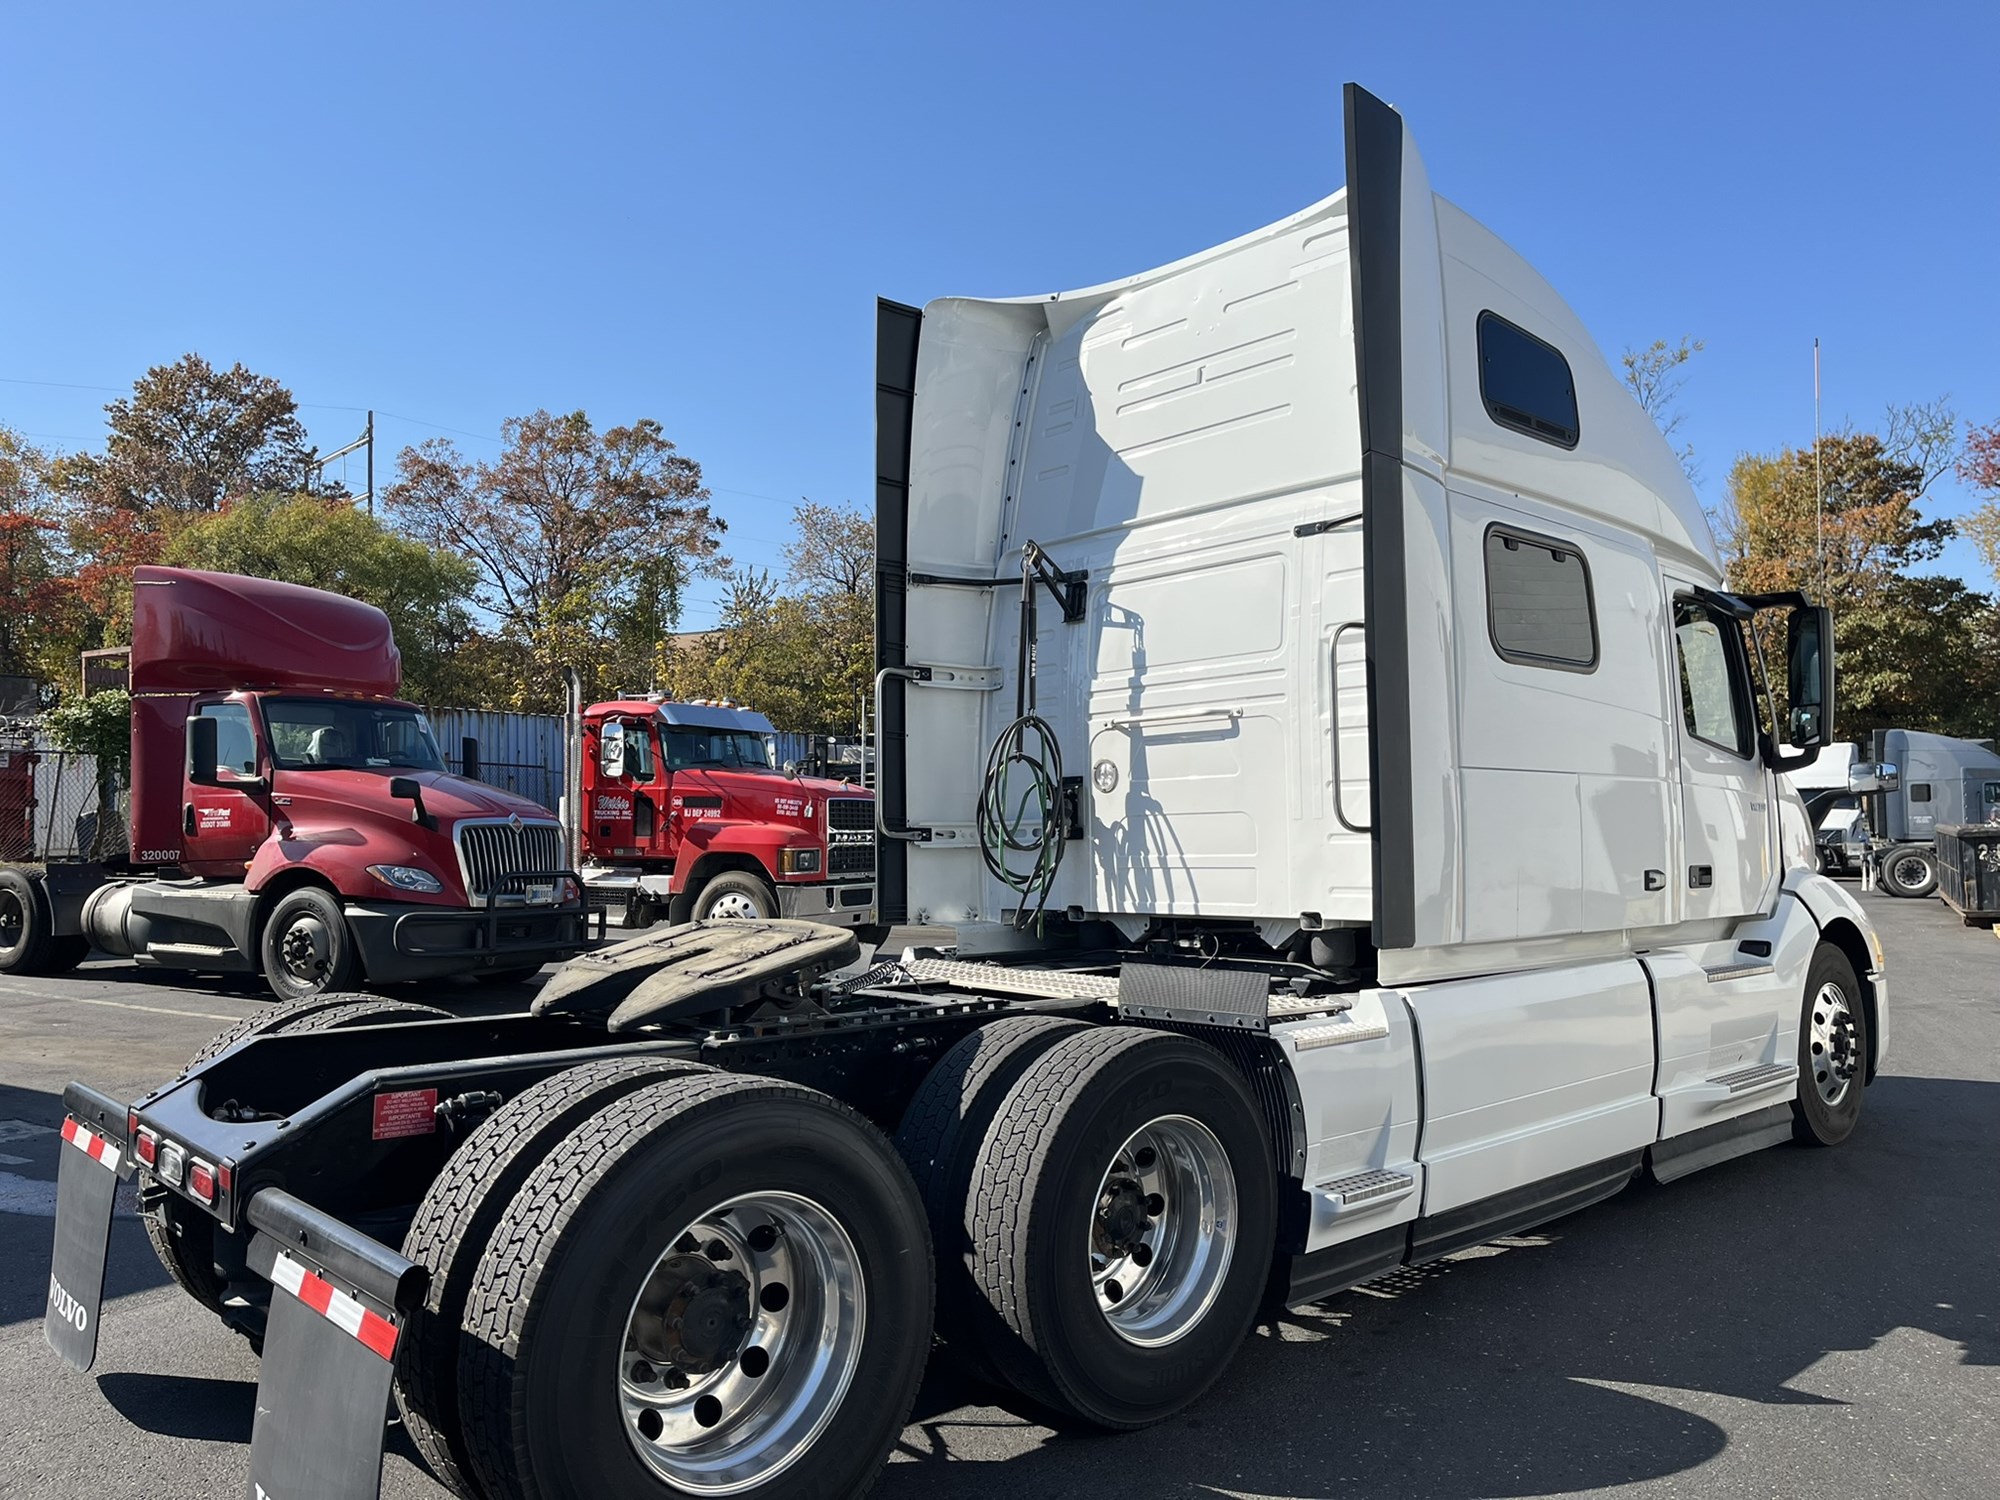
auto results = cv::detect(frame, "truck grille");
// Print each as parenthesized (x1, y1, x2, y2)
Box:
(456, 818, 565, 899)
(826, 797, 874, 880)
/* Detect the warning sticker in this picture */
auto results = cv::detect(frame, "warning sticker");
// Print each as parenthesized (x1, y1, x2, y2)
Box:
(370, 1089, 439, 1141)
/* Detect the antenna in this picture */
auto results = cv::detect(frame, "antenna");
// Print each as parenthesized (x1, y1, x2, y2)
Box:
(1814, 339, 1824, 596)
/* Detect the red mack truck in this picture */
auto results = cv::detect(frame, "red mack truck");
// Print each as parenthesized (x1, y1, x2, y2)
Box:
(0, 566, 589, 997)
(576, 696, 883, 943)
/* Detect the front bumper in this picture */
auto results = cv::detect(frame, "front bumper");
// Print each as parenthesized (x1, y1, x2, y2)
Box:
(345, 892, 590, 982)
(777, 882, 877, 929)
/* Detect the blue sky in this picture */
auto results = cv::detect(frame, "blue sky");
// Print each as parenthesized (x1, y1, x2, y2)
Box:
(5, 2, 1996, 627)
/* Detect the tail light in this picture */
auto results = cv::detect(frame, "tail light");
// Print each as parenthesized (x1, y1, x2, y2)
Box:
(186, 1159, 216, 1205)
(134, 1128, 158, 1169)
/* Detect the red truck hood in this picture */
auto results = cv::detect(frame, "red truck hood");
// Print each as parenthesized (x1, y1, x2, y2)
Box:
(276, 767, 555, 826)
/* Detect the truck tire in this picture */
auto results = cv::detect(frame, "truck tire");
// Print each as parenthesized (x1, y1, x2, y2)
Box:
(456, 1073, 932, 1500)
(1878, 846, 1938, 899)
(397, 1056, 715, 1499)
(1792, 944, 1869, 1147)
(963, 1026, 1276, 1429)
(0, 867, 53, 974)
(259, 885, 362, 1000)
(691, 871, 778, 922)
(895, 1016, 1089, 1372)
(144, 996, 452, 1317)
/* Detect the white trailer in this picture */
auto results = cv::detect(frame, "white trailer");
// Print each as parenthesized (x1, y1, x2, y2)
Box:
(46, 85, 1886, 1500)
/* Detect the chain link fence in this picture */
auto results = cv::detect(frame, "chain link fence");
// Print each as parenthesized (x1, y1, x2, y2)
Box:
(0, 731, 126, 862)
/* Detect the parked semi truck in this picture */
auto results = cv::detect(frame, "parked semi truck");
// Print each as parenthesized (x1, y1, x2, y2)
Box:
(46, 88, 1886, 1500)
(0, 567, 588, 997)
(1856, 727, 2000, 898)
(577, 695, 882, 938)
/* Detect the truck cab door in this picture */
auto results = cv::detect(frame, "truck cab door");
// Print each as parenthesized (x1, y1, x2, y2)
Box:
(183, 700, 272, 875)
(1666, 589, 1774, 922)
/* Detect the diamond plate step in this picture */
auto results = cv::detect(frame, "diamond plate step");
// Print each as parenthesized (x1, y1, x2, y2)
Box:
(1708, 1061, 1796, 1095)
(1316, 1167, 1415, 1213)
(899, 959, 1121, 1002)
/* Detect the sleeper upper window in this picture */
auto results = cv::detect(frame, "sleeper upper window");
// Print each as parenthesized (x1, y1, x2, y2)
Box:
(1909, 783, 1932, 804)
(1485, 527, 1597, 671)
(1478, 312, 1579, 448)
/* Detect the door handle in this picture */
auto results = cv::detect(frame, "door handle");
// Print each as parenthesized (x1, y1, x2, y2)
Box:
(1643, 869, 1666, 891)
(183, 803, 196, 837)
(1689, 865, 1714, 889)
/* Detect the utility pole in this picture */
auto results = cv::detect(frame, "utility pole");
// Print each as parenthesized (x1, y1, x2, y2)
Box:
(366, 411, 374, 515)
(312, 413, 377, 511)
(1814, 339, 1824, 597)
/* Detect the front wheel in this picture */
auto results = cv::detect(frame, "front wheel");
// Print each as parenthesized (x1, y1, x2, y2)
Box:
(0, 868, 53, 974)
(1878, 846, 1938, 899)
(455, 1074, 933, 1500)
(259, 885, 362, 999)
(1792, 944, 1869, 1146)
(692, 871, 778, 922)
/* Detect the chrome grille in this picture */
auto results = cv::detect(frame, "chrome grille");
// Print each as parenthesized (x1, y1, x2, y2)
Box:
(455, 818, 565, 899)
(825, 797, 874, 880)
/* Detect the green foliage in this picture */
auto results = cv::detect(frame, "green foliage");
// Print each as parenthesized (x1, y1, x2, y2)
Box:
(43, 689, 132, 773)
(1621, 336, 1704, 483)
(0, 425, 83, 692)
(163, 493, 480, 704)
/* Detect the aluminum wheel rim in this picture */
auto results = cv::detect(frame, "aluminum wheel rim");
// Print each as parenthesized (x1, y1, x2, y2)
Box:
(618, 1191, 865, 1495)
(1890, 854, 1929, 889)
(704, 892, 763, 921)
(1808, 980, 1860, 1107)
(278, 916, 331, 982)
(0, 889, 23, 952)
(1087, 1114, 1237, 1348)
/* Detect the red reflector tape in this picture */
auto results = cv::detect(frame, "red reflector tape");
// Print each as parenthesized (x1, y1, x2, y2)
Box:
(60, 1117, 122, 1174)
(270, 1253, 398, 1360)
(370, 1088, 439, 1141)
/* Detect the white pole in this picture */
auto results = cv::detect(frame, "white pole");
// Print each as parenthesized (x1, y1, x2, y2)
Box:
(1814, 338, 1824, 596)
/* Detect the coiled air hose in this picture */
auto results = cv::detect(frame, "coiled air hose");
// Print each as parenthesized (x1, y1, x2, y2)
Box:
(977, 543, 1069, 930)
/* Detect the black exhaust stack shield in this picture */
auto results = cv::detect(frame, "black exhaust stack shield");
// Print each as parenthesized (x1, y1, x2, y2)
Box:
(44, 1092, 130, 1372)
(1344, 83, 1416, 952)
(874, 298, 922, 924)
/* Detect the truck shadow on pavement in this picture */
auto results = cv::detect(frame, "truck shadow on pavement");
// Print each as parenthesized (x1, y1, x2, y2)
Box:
(879, 1074, 1998, 1499)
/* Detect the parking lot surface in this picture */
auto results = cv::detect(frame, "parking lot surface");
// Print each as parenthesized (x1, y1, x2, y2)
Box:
(1, 895, 1994, 1498)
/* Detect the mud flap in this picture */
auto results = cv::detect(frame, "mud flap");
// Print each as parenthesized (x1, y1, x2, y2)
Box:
(45, 1115, 124, 1372)
(242, 1191, 425, 1500)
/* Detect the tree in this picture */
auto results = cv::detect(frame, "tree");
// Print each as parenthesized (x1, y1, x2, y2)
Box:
(0, 426, 81, 692)
(162, 493, 481, 704)
(1722, 414, 1995, 741)
(1621, 336, 1704, 483)
(49, 354, 333, 645)
(1958, 416, 2000, 582)
(385, 411, 725, 710)
(42, 688, 131, 858)
(664, 501, 875, 733)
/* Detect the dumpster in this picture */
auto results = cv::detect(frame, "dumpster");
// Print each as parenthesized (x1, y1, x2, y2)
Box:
(1932, 824, 2000, 924)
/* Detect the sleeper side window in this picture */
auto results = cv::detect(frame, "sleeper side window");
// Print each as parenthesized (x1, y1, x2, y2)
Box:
(1477, 312, 1580, 448)
(1909, 783, 1932, 803)
(1674, 601, 1751, 758)
(198, 701, 259, 778)
(1485, 526, 1597, 671)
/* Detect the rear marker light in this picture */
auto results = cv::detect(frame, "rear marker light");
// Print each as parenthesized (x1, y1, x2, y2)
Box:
(187, 1159, 215, 1205)
(135, 1128, 158, 1168)
(218, 1162, 233, 1194)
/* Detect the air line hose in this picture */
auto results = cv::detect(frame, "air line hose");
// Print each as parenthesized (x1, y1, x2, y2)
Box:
(976, 543, 1069, 930)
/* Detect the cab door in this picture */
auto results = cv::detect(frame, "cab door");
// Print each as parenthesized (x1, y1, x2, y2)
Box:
(1665, 585, 1774, 923)
(182, 699, 272, 874)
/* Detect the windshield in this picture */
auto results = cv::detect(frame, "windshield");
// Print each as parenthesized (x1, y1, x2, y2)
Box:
(662, 728, 776, 773)
(264, 698, 446, 772)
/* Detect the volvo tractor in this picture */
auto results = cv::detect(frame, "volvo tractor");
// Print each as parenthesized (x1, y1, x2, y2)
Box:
(45, 88, 1887, 1500)
(0, 566, 588, 997)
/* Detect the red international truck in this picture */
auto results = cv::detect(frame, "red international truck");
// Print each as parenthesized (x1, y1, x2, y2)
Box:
(577, 696, 883, 942)
(0, 566, 588, 996)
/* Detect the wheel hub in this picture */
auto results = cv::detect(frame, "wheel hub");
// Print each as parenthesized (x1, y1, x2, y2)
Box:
(705, 893, 761, 921)
(1087, 1115, 1237, 1348)
(1808, 981, 1860, 1106)
(0, 891, 22, 946)
(635, 1254, 754, 1375)
(280, 920, 328, 979)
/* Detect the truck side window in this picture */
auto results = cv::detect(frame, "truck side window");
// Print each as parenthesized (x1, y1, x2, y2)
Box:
(1674, 602, 1750, 757)
(199, 702, 259, 777)
(1477, 311, 1579, 448)
(1485, 526, 1596, 671)
(1909, 783, 1932, 803)
(624, 725, 656, 781)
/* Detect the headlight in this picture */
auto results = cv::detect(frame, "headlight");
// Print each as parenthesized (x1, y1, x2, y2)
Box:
(778, 847, 821, 875)
(367, 863, 445, 894)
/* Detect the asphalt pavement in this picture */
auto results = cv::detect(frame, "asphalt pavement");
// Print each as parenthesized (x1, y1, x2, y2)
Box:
(0, 896, 1994, 1498)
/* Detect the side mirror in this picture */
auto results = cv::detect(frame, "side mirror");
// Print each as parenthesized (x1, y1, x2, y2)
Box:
(1785, 605, 1835, 749)
(461, 736, 481, 782)
(1848, 761, 1901, 794)
(186, 715, 220, 786)
(389, 775, 437, 831)
(600, 721, 627, 779)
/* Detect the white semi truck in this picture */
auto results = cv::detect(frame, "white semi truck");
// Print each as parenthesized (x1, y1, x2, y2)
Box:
(46, 86, 1884, 1500)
